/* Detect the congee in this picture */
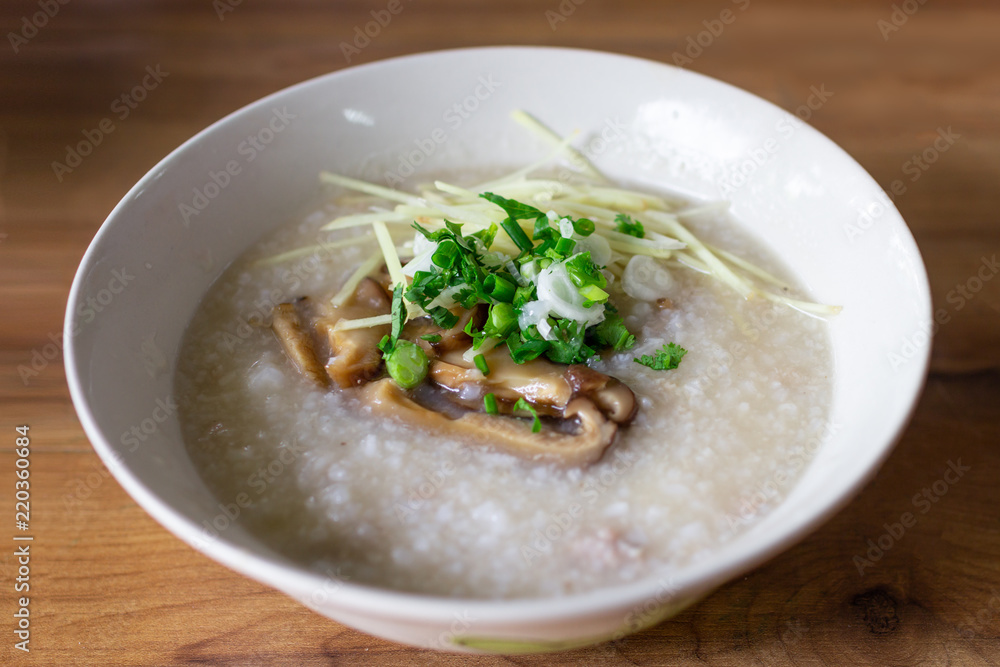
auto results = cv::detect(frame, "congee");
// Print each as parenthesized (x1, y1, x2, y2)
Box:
(176, 132, 834, 598)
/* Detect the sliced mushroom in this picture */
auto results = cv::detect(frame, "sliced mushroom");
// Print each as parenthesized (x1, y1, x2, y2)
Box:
(402, 304, 485, 358)
(430, 348, 575, 411)
(273, 278, 391, 389)
(316, 277, 391, 388)
(564, 364, 637, 424)
(430, 350, 637, 424)
(591, 378, 637, 423)
(362, 379, 617, 467)
(271, 299, 329, 388)
(272, 284, 638, 467)
(563, 364, 608, 394)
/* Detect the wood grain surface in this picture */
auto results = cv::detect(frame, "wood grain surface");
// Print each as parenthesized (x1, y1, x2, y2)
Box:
(1, 0, 998, 664)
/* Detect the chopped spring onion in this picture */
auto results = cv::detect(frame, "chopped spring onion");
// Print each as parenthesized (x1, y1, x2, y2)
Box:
(484, 274, 516, 302)
(314, 109, 840, 341)
(484, 302, 517, 339)
(385, 340, 428, 389)
(473, 353, 490, 376)
(554, 237, 576, 256)
(579, 284, 609, 304)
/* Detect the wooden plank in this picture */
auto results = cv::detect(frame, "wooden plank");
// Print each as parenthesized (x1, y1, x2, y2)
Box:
(1, 0, 998, 663)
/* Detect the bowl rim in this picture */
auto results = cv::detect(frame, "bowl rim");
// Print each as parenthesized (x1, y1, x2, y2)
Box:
(64, 45, 932, 624)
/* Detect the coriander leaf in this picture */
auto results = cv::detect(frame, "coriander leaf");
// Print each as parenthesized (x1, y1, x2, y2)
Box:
(480, 192, 546, 221)
(533, 215, 557, 242)
(427, 306, 459, 329)
(634, 343, 687, 371)
(412, 221, 445, 242)
(591, 312, 636, 351)
(378, 283, 407, 359)
(377, 284, 408, 362)
(512, 284, 536, 308)
(545, 319, 596, 365)
(405, 270, 446, 308)
(506, 330, 549, 364)
(470, 222, 499, 250)
(513, 398, 542, 433)
(443, 220, 483, 258)
(464, 314, 488, 350)
(615, 213, 645, 239)
(456, 286, 480, 309)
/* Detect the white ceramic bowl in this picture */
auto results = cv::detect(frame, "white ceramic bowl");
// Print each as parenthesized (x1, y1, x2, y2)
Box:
(65, 47, 931, 653)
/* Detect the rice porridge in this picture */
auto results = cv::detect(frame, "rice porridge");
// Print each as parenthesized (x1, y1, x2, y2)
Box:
(175, 171, 833, 599)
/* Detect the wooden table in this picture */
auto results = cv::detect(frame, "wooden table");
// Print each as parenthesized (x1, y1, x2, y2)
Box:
(2, 0, 998, 664)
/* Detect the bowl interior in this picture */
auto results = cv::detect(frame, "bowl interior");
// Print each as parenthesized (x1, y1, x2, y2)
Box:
(66, 47, 930, 613)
